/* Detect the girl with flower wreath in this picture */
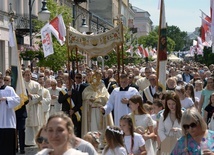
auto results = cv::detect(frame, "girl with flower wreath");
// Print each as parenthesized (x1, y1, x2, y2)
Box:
(102, 126, 127, 155)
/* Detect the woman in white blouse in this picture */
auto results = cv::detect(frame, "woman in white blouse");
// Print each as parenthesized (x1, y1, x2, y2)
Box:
(158, 91, 183, 154)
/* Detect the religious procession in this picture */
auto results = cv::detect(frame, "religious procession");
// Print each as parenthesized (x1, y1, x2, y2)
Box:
(1, 0, 214, 155)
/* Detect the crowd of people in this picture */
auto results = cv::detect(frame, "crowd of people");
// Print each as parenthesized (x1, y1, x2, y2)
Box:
(0, 60, 214, 155)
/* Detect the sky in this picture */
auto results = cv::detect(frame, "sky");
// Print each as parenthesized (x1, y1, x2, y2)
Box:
(129, 0, 210, 32)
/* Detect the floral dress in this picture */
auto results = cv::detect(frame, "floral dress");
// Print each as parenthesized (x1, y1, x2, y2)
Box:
(171, 130, 214, 155)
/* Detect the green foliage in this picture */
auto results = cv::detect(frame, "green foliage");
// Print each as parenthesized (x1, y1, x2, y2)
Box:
(137, 29, 175, 52)
(196, 47, 214, 66)
(166, 25, 187, 51)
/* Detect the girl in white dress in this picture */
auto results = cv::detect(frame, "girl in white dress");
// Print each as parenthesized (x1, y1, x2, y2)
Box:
(102, 126, 127, 155)
(120, 115, 147, 155)
(128, 95, 156, 155)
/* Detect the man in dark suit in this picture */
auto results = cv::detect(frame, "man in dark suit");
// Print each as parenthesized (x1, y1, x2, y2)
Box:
(128, 73, 139, 91)
(182, 66, 193, 83)
(103, 68, 114, 88)
(58, 79, 82, 137)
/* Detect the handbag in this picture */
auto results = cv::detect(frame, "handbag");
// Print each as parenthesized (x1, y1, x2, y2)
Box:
(160, 115, 178, 155)
(160, 134, 177, 154)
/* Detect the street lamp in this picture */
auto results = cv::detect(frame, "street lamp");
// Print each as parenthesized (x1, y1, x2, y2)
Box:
(29, 0, 50, 71)
(29, 0, 50, 46)
(79, 17, 89, 33)
(8, 3, 15, 23)
(38, 0, 51, 22)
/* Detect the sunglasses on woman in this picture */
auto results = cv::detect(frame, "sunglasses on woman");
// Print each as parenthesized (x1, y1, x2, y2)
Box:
(183, 122, 198, 130)
(36, 137, 49, 144)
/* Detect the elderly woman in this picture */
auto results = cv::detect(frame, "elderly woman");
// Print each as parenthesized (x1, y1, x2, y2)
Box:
(171, 107, 214, 154)
(35, 112, 88, 155)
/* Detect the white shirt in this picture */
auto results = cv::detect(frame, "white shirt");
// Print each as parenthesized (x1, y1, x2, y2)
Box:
(180, 97, 194, 109)
(102, 146, 127, 155)
(104, 87, 140, 126)
(124, 133, 145, 154)
(0, 86, 20, 128)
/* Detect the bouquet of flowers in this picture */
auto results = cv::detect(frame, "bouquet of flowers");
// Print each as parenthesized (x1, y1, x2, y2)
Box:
(19, 45, 43, 60)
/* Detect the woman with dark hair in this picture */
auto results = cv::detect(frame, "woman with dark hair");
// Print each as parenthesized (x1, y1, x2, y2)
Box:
(158, 91, 183, 154)
(204, 92, 214, 124)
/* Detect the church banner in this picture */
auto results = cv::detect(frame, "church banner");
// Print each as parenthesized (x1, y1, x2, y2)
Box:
(67, 24, 123, 57)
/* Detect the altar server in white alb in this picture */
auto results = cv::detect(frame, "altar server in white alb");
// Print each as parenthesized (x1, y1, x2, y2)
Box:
(102, 73, 140, 126)
(23, 69, 43, 145)
(0, 76, 20, 155)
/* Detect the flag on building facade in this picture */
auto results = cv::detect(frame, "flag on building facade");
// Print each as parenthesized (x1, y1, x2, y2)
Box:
(49, 14, 66, 45)
(157, 0, 167, 92)
(41, 23, 54, 57)
(9, 23, 28, 111)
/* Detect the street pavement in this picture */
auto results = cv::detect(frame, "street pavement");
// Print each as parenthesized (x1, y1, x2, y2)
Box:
(16, 146, 38, 155)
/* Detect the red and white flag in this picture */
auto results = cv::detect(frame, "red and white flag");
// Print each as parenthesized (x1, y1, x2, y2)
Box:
(126, 45, 134, 56)
(134, 48, 142, 57)
(49, 14, 66, 45)
(138, 45, 149, 58)
(41, 23, 54, 57)
(144, 47, 149, 58)
(200, 10, 212, 46)
(157, 0, 167, 92)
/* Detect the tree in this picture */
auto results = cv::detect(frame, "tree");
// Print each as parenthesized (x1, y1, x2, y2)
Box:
(166, 25, 187, 51)
(137, 27, 175, 52)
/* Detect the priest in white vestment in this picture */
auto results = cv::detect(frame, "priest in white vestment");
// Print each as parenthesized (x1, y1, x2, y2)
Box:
(48, 79, 61, 116)
(37, 76, 51, 125)
(102, 73, 140, 126)
(82, 71, 113, 143)
(24, 69, 43, 145)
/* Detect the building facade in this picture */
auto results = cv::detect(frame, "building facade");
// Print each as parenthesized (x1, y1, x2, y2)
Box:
(0, 0, 43, 74)
(131, 6, 153, 38)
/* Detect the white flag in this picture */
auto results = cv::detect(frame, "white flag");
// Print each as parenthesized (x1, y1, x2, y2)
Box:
(49, 14, 66, 45)
(9, 23, 15, 47)
(41, 23, 54, 57)
(9, 22, 28, 111)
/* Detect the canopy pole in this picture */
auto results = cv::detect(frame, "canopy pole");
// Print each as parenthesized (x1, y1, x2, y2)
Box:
(66, 26, 72, 90)
(117, 45, 120, 83)
(75, 47, 78, 73)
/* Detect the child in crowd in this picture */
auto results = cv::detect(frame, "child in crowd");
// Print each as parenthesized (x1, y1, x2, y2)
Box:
(204, 93, 214, 124)
(175, 85, 194, 109)
(120, 115, 147, 155)
(83, 131, 101, 151)
(185, 83, 199, 108)
(102, 126, 127, 155)
(128, 95, 155, 154)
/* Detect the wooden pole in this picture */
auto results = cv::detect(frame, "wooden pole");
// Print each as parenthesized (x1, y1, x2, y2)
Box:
(117, 45, 120, 83)
(66, 26, 71, 90)
(156, 0, 163, 91)
(75, 47, 78, 73)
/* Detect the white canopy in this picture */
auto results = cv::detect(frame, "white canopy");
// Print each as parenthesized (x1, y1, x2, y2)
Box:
(168, 54, 182, 61)
(67, 24, 123, 57)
